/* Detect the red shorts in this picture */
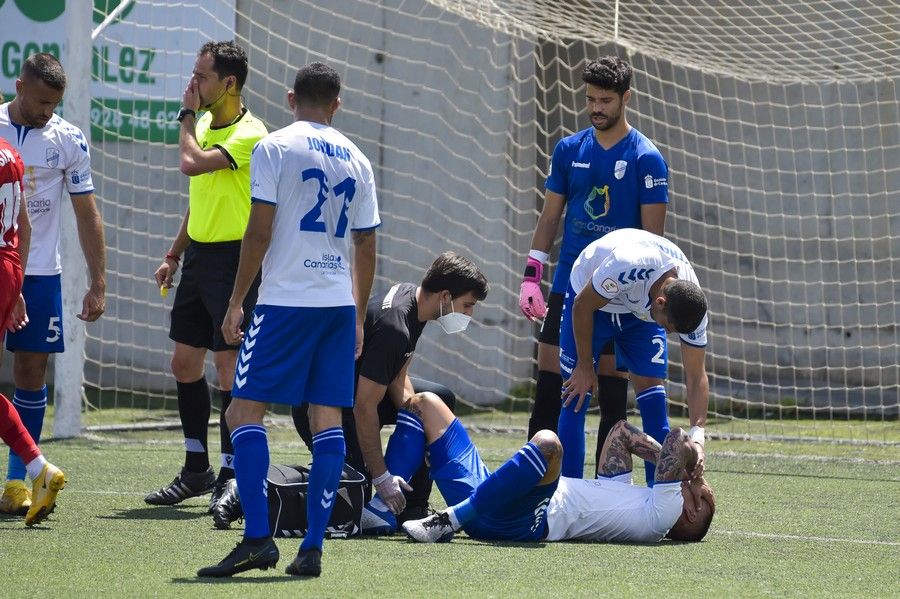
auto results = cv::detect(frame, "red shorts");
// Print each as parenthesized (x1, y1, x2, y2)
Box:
(0, 250, 24, 343)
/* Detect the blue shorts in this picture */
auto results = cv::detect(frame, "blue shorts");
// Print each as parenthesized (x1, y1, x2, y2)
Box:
(231, 304, 356, 407)
(6, 274, 65, 353)
(429, 419, 556, 542)
(559, 283, 668, 379)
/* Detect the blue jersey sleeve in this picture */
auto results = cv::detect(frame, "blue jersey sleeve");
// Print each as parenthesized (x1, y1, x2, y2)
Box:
(545, 139, 570, 195)
(637, 149, 669, 205)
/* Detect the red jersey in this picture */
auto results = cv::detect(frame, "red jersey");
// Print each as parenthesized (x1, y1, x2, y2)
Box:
(0, 137, 25, 254)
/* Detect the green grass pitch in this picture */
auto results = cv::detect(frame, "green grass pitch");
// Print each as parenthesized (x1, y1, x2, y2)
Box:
(1, 420, 897, 598)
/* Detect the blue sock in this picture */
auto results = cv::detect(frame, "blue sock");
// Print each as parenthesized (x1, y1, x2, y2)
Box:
(453, 442, 547, 526)
(230, 424, 270, 539)
(383, 410, 425, 481)
(636, 385, 670, 486)
(301, 426, 346, 552)
(7, 387, 48, 481)
(558, 394, 588, 478)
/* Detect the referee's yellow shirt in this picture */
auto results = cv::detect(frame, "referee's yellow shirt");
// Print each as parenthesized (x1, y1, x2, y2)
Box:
(187, 109, 268, 242)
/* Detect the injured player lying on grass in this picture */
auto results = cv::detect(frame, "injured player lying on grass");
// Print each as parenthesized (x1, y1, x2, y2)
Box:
(364, 391, 715, 544)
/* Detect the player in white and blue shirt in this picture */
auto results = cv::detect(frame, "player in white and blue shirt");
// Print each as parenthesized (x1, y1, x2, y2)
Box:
(559, 228, 709, 481)
(197, 63, 379, 579)
(388, 393, 714, 544)
(0, 54, 105, 513)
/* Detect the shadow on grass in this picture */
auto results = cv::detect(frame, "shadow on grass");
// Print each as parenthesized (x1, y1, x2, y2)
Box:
(171, 575, 294, 585)
(0, 512, 60, 530)
(98, 506, 208, 521)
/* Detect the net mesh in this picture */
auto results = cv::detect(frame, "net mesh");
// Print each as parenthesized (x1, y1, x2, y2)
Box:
(81, 0, 899, 441)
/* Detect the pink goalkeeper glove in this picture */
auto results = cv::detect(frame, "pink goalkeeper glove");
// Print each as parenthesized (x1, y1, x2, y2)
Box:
(518, 256, 548, 321)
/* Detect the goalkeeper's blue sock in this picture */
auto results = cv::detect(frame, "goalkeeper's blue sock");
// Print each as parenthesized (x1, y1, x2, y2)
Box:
(7, 387, 47, 481)
(558, 395, 588, 478)
(383, 410, 425, 481)
(230, 424, 270, 539)
(451, 442, 548, 527)
(636, 385, 670, 486)
(301, 427, 346, 552)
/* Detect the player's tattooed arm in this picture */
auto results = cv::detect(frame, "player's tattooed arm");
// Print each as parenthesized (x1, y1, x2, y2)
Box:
(655, 428, 699, 483)
(597, 420, 662, 476)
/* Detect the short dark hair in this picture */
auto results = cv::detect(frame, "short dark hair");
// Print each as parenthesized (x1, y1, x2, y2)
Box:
(581, 56, 631, 95)
(421, 252, 488, 301)
(198, 40, 248, 90)
(668, 496, 715, 542)
(22, 53, 66, 91)
(664, 280, 707, 334)
(293, 62, 341, 108)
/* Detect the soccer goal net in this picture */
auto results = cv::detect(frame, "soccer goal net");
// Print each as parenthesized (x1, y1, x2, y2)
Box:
(56, 0, 899, 441)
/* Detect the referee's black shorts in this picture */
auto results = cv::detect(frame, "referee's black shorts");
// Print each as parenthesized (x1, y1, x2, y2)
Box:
(169, 240, 260, 352)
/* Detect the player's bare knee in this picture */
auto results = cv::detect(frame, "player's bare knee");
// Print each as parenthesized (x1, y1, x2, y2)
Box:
(530, 429, 562, 463)
(212, 353, 237, 388)
(170, 355, 202, 382)
(403, 391, 441, 418)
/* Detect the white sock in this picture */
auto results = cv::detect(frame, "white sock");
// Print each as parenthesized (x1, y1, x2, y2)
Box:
(25, 455, 48, 481)
(446, 508, 461, 529)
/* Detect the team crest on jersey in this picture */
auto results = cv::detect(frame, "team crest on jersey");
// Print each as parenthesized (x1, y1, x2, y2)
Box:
(600, 278, 619, 294)
(614, 160, 627, 179)
(45, 148, 60, 169)
(584, 185, 610, 220)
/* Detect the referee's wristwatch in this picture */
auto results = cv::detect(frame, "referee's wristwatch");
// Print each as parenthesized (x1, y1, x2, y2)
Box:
(176, 107, 196, 122)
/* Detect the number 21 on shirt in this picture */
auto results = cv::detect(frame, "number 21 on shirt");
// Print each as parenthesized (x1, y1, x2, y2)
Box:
(299, 167, 356, 238)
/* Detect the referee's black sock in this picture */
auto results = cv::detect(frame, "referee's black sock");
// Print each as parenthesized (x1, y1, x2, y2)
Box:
(594, 375, 629, 473)
(527, 370, 564, 439)
(217, 389, 234, 482)
(177, 377, 211, 473)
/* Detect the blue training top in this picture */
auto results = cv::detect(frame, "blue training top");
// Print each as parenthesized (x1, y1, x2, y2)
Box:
(545, 126, 669, 293)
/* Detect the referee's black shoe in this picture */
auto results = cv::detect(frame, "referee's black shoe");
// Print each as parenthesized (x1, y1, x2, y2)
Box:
(211, 478, 243, 530)
(285, 548, 322, 577)
(197, 537, 279, 578)
(145, 466, 216, 506)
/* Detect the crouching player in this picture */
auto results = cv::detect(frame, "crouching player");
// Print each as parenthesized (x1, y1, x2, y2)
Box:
(0, 138, 66, 526)
(370, 391, 713, 544)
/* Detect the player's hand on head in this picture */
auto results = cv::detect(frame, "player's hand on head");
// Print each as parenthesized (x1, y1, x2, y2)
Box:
(374, 472, 412, 515)
(689, 443, 706, 480)
(5, 294, 28, 333)
(77, 286, 105, 322)
(687, 476, 714, 517)
(561, 362, 597, 413)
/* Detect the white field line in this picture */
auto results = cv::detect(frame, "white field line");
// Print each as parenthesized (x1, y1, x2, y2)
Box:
(711, 450, 900, 467)
(714, 529, 900, 547)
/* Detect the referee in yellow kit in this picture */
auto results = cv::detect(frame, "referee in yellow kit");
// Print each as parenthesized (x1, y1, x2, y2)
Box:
(147, 41, 267, 513)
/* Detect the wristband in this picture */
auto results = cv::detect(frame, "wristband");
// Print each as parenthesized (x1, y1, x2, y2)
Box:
(528, 249, 549, 263)
(176, 107, 196, 122)
(689, 426, 705, 446)
(165, 253, 181, 264)
(372, 470, 392, 486)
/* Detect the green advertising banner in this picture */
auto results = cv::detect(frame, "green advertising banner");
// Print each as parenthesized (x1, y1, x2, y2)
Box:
(0, 0, 236, 143)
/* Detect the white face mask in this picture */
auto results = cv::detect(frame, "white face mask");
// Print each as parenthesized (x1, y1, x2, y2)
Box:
(437, 299, 471, 334)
